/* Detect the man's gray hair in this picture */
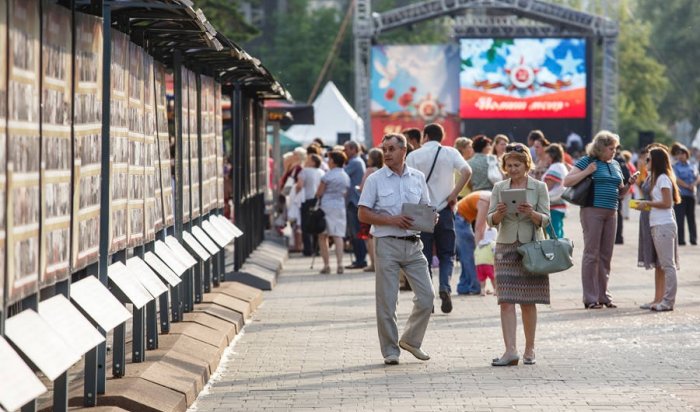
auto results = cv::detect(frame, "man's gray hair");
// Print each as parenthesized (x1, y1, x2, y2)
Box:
(382, 133, 406, 148)
(344, 140, 360, 151)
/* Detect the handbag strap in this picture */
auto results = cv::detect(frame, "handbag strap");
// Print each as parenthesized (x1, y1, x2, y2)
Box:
(425, 146, 442, 183)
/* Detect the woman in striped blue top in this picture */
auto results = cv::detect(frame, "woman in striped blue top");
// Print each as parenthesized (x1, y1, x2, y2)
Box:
(564, 131, 638, 309)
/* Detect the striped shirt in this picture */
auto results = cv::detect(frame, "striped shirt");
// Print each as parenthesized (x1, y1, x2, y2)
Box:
(574, 156, 623, 210)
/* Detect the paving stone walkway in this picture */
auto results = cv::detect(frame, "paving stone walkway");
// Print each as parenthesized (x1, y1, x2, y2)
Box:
(190, 207, 700, 411)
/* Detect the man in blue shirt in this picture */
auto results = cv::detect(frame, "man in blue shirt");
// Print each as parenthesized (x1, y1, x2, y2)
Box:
(344, 141, 368, 269)
(672, 144, 698, 245)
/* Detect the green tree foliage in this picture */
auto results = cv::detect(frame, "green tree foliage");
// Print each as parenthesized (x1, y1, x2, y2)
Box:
(243, 0, 352, 103)
(195, 0, 260, 43)
(616, 2, 670, 147)
(636, 0, 700, 126)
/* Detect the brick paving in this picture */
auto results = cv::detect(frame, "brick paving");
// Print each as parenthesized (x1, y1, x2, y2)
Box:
(189, 207, 700, 411)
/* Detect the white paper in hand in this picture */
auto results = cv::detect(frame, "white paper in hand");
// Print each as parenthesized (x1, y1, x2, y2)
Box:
(401, 203, 436, 233)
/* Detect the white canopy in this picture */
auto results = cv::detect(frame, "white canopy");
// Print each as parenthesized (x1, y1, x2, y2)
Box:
(285, 82, 365, 146)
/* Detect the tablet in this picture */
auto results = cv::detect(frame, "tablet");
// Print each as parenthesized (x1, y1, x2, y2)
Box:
(501, 189, 526, 214)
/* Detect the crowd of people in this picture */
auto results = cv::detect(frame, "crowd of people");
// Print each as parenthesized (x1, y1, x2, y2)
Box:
(273, 126, 700, 366)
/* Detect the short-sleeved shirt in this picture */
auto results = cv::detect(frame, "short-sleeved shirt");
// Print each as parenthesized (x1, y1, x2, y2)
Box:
(406, 141, 470, 211)
(321, 168, 350, 209)
(673, 161, 697, 198)
(344, 155, 366, 206)
(649, 174, 676, 227)
(358, 165, 430, 237)
(457, 191, 487, 223)
(298, 167, 325, 200)
(574, 156, 623, 210)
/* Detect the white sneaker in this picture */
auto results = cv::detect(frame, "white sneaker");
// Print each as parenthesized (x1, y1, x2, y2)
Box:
(383, 354, 399, 365)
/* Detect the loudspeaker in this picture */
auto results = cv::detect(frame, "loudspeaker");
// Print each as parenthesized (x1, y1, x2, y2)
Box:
(638, 131, 655, 149)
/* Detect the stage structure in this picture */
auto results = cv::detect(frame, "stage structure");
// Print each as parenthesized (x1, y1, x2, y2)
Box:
(353, 0, 619, 146)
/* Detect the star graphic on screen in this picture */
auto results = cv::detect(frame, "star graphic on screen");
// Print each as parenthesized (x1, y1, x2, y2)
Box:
(556, 50, 583, 75)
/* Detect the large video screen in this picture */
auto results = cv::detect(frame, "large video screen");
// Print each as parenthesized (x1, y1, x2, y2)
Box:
(370, 45, 460, 146)
(460, 38, 587, 119)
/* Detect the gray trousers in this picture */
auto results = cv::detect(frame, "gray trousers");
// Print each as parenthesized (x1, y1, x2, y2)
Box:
(375, 237, 435, 358)
(651, 223, 678, 307)
(580, 207, 617, 305)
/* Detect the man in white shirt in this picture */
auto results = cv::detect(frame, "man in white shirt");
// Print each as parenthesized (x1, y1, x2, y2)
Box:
(359, 133, 435, 365)
(406, 123, 472, 313)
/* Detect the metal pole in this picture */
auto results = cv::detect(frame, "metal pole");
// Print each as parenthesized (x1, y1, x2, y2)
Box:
(172, 50, 184, 320)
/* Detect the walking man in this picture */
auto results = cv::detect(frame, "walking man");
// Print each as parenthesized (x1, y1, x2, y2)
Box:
(359, 133, 436, 365)
(406, 123, 471, 313)
(344, 140, 368, 269)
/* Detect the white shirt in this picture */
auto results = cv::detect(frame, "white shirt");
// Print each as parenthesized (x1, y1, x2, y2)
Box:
(406, 141, 470, 211)
(649, 174, 676, 227)
(358, 165, 430, 237)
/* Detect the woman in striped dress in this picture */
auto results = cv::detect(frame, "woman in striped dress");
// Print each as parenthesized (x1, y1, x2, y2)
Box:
(487, 143, 551, 366)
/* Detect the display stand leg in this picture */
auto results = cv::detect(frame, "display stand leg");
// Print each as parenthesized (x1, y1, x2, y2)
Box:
(112, 323, 126, 377)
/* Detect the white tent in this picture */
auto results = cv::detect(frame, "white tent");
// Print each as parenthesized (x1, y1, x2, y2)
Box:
(285, 82, 365, 146)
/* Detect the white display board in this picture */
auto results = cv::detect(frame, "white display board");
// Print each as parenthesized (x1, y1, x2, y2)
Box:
(164, 236, 197, 267)
(126, 257, 168, 297)
(182, 231, 210, 261)
(0, 337, 47, 412)
(38, 295, 105, 356)
(4, 310, 81, 381)
(214, 215, 244, 237)
(154, 240, 189, 276)
(70, 275, 132, 332)
(144, 252, 182, 286)
(107, 261, 153, 309)
(201, 220, 230, 247)
(191, 226, 220, 255)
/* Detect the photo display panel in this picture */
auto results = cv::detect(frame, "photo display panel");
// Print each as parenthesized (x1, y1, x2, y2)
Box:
(143, 53, 156, 242)
(201, 75, 216, 214)
(151, 61, 163, 232)
(7, 0, 41, 302)
(188, 70, 200, 219)
(109, 30, 129, 253)
(154, 62, 174, 227)
(215, 84, 225, 209)
(0, 0, 8, 305)
(127, 42, 145, 247)
(40, 2, 73, 285)
(72, 13, 102, 271)
(181, 67, 191, 222)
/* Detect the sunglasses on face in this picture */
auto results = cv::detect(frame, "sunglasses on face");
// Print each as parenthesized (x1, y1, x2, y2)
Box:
(505, 144, 526, 153)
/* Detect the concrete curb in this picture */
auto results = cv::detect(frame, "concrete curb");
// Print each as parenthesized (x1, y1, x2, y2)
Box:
(56, 239, 283, 412)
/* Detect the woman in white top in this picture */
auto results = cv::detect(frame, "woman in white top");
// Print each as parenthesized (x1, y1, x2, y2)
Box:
(633, 147, 681, 311)
(296, 154, 326, 256)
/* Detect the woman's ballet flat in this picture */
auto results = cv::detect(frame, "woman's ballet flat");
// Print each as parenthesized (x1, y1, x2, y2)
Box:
(491, 354, 519, 366)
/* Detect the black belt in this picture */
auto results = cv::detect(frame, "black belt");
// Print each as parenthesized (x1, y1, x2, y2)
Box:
(386, 235, 420, 243)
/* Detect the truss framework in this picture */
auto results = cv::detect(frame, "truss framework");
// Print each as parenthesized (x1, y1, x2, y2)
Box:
(353, 0, 619, 145)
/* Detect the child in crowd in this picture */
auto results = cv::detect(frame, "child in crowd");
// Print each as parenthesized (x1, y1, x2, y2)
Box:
(474, 227, 497, 296)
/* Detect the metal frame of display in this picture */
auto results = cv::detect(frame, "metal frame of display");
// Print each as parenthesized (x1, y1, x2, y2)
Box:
(0, 1, 289, 411)
(352, 0, 619, 146)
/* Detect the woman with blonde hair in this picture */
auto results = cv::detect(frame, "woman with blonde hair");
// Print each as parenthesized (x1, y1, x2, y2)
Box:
(492, 134, 510, 160)
(564, 131, 638, 309)
(633, 147, 681, 311)
(488, 143, 550, 366)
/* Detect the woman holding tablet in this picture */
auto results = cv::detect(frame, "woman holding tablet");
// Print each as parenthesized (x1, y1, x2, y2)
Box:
(487, 143, 550, 366)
